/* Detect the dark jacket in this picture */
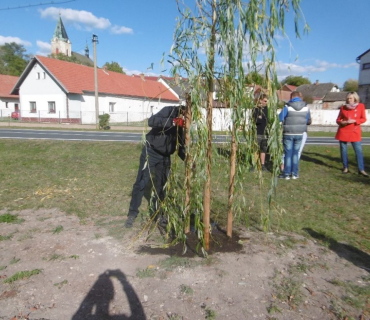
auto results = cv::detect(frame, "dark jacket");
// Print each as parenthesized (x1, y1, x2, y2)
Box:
(146, 106, 185, 160)
(253, 106, 268, 136)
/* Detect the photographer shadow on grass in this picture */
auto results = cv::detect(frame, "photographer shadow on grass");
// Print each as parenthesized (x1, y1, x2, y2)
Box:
(72, 269, 146, 320)
(303, 228, 370, 274)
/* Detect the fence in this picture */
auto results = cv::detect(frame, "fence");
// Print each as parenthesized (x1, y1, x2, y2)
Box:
(1, 108, 370, 131)
(0, 110, 151, 127)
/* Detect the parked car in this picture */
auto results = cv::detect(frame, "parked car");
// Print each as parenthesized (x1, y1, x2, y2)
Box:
(11, 111, 20, 120)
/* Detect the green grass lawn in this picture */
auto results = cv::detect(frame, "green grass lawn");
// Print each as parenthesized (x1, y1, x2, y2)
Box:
(0, 140, 369, 253)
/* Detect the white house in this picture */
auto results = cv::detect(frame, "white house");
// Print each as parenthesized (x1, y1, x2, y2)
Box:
(356, 48, 370, 109)
(0, 74, 19, 118)
(10, 56, 180, 124)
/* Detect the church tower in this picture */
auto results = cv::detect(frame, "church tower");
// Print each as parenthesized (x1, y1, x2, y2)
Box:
(51, 14, 72, 57)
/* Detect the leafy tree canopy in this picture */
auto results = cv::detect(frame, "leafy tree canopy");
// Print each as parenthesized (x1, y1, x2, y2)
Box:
(0, 42, 31, 76)
(245, 71, 266, 86)
(343, 79, 358, 92)
(281, 75, 311, 87)
(103, 61, 125, 74)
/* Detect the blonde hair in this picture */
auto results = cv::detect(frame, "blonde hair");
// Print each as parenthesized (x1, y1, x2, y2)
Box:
(346, 92, 360, 103)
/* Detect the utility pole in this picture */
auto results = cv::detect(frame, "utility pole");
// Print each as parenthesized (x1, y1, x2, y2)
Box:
(92, 34, 99, 129)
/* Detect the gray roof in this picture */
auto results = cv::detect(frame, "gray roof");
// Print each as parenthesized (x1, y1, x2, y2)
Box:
(72, 52, 93, 67)
(322, 91, 348, 102)
(160, 76, 190, 100)
(296, 83, 338, 99)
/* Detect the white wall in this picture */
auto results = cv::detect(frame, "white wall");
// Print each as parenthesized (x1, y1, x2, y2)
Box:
(0, 98, 19, 117)
(311, 110, 370, 126)
(358, 51, 370, 86)
(20, 63, 67, 118)
(79, 92, 179, 124)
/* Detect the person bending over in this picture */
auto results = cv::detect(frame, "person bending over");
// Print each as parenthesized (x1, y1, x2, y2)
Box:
(125, 106, 185, 228)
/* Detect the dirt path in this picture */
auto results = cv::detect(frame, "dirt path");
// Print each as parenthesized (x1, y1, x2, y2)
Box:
(0, 208, 369, 320)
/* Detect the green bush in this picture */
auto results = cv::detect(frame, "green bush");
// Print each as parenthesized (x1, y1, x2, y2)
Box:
(98, 114, 110, 130)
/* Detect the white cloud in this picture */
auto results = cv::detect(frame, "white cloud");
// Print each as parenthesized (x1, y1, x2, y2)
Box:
(36, 40, 51, 56)
(39, 7, 111, 30)
(275, 59, 358, 80)
(0, 35, 32, 47)
(111, 25, 133, 35)
(123, 67, 159, 77)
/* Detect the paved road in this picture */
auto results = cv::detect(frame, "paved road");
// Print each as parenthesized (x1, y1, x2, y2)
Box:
(2, 128, 370, 145)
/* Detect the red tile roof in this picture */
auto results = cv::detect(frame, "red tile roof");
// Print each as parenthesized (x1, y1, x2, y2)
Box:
(0, 74, 19, 98)
(282, 84, 297, 92)
(35, 56, 179, 102)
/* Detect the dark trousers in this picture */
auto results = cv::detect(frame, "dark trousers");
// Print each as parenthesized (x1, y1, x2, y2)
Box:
(128, 146, 171, 218)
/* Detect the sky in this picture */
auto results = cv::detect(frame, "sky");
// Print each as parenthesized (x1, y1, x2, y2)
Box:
(1, 0, 369, 88)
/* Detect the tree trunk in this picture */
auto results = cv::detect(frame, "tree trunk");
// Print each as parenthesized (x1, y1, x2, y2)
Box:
(184, 94, 192, 234)
(203, 0, 217, 250)
(227, 115, 237, 237)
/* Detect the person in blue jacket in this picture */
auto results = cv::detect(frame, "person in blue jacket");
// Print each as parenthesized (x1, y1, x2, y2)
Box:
(125, 106, 185, 228)
(278, 91, 311, 180)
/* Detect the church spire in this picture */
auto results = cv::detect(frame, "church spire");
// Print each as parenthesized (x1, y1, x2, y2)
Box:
(51, 14, 72, 57)
(53, 14, 69, 41)
(85, 42, 90, 58)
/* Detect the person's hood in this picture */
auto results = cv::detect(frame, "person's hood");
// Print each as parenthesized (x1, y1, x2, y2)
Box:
(287, 100, 307, 111)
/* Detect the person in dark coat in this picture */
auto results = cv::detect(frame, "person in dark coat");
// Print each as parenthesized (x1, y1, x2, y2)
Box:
(125, 106, 185, 228)
(252, 93, 269, 171)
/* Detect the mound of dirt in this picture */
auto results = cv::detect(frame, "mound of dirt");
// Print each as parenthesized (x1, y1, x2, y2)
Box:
(0, 208, 369, 320)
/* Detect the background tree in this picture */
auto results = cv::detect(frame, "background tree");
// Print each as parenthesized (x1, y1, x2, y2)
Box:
(343, 78, 358, 92)
(245, 71, 266, 86)
(281, 75, 311, 87)
(49, 53, 93, 67)
(103, 61, 125, 74)
(0, 43, 30, 76)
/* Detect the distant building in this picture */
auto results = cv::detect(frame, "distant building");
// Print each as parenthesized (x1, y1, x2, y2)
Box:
(296, 81, 340, 104)
(0, 74, 19, 117)
(356, 48, 370, 109)
(51, 14, 93, 66)
(10, 56, 179, 124)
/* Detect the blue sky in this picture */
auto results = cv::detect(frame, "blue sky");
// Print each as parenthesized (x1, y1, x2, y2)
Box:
(1, 0, 369, 88)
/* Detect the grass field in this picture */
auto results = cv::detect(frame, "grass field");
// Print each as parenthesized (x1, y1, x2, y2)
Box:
(0, 139, 369, 253)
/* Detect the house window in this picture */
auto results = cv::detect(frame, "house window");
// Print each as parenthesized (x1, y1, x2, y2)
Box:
(36, 72, 40, 80)
(363, 63, 370, 70)
(109, 102, 115, 113)
(43, 72, 46, 79)
(5, 102, 8, 108)
(14, 104, 19, 111)
(30, 102, 36, 113)
(48, 101, 56, 113)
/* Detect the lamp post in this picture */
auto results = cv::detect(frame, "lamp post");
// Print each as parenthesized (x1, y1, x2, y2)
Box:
(92, 34, 99, 129)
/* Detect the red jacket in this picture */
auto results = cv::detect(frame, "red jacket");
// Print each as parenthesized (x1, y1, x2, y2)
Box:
(335, 103, 367, 142)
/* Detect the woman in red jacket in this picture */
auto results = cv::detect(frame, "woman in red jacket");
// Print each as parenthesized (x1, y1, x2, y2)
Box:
(335, 92, 368, 177)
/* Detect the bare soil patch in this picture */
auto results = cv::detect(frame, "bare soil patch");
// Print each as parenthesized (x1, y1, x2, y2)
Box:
(0, 208, 369, 320)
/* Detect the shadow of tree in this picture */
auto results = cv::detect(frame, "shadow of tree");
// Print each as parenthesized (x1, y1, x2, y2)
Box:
(302, 150, 370, 172)
(303, 228, 370, 274)
(72, 269, 146, 320)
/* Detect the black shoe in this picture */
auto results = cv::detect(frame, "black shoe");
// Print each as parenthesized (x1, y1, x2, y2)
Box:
(158, 216, 168, 228)
(261, 165, 268, 172)
(125, 215, 136, 228)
